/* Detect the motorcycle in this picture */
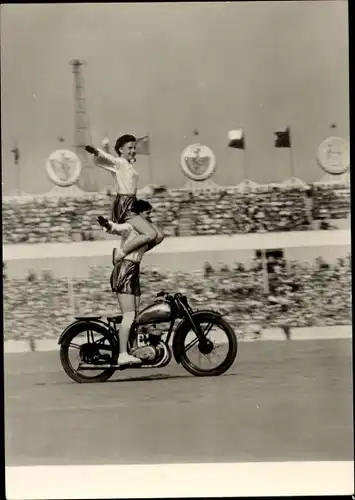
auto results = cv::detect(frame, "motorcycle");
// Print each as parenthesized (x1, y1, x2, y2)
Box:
(58, 290, 238, 383)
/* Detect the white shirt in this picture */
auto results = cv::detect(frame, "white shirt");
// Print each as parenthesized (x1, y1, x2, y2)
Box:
(111, 222, 147, 263)
(94, 149, 139, 195)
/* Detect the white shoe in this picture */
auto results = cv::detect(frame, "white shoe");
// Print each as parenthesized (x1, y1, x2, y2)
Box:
(118, 353, 142, 366)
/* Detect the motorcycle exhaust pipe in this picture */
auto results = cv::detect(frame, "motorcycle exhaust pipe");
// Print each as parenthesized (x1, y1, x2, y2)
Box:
(78, 362, 160, 370)
(78, 363, 144, 370)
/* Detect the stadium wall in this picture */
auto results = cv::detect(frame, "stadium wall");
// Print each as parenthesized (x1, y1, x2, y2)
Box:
(3, 229, 351, 261)
(3, 230, 351, 278)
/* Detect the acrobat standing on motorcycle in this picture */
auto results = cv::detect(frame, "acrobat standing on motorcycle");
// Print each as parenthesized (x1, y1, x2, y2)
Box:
(98, 198, 164, 366)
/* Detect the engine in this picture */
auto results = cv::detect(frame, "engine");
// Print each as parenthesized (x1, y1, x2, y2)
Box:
(130, 325, 172, 367)
(131, 345, 157, 362)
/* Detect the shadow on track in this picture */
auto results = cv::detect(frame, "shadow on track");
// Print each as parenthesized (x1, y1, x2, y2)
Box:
(107, 371, 238, 384)
(33, 370, 238, 386)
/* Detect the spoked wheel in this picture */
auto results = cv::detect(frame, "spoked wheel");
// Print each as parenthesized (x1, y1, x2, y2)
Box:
(60, 322, 118, 383)
(177, 313, 238, 376)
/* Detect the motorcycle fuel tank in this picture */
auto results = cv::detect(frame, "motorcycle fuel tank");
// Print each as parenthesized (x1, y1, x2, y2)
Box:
(136, 300, 172, 325)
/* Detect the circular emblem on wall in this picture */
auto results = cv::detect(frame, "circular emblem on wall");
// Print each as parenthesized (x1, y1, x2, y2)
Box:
(46, 150, 82, 187)
(317, 137, 350, 175)
(180, 143, 216, 181)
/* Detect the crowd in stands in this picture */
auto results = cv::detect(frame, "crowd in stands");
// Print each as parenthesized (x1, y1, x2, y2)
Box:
(311, 184, 351, 224)
(2, 185, 350, 244)
(3, 255, 351, 342)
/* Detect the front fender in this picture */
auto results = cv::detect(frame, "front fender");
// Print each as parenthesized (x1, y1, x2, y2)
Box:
(58, 319, 111, 346)
(172, 309, 222, 363)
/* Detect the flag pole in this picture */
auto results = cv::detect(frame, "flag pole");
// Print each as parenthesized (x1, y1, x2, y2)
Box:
(16, 156, 20, 194)
(11, 143, 20, 194)
(288, 132, 295, 178)
(274, 126, 293, 179)
(227, 129, 246, 180)
(243, 136, 248, 180)
(147, 133, 153, 185)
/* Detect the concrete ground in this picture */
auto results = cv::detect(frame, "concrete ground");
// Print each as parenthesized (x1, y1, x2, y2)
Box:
(5, 338, 353, 467)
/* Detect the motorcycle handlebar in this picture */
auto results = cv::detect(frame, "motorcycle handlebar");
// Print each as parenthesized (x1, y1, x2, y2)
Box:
(156, 291, 175, 301)
(157, 291, 185, 303)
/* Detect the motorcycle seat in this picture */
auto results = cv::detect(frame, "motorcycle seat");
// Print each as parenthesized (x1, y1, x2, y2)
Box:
(75, 315, 102, 321)
(106, 315, 123, 323)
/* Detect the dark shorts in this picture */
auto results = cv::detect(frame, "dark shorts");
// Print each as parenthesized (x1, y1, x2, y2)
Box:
(110, 259, 141, 296)
(111, 194, 137, 224)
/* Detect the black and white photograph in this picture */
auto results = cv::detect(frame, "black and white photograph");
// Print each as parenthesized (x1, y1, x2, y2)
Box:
(2, 1, 352, 498)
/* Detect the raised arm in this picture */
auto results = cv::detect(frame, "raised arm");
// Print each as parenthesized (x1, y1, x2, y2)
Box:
(85, 145, 118, 173)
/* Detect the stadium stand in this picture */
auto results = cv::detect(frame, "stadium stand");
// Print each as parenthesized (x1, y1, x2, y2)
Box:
(3, 255, 351, 342)
(2, 185, 350, 244)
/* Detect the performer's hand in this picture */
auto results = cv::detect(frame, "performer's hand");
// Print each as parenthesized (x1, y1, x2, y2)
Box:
(113, 249, 125, 263)
(85, 145, 98, 156)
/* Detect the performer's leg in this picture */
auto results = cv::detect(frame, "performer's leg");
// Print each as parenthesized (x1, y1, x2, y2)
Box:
(120, 215, 158, 256)
(117, 293, 141, 364)
(134, 295, 141, 315)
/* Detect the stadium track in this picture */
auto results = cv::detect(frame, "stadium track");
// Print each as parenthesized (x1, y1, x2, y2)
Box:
(5, 339, 352, 466)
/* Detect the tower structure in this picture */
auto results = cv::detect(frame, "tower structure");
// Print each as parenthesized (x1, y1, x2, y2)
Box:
(70, 59, 97, 191)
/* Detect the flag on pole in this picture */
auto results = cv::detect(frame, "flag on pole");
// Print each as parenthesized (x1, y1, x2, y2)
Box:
(228, 129, 245, 149)
(135, 135, 150, 155)
(11, 146, 20, 165)
(274, 127, 291, 148)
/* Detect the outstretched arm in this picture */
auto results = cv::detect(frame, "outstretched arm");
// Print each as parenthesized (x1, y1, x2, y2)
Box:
(85, 145, 118, 173)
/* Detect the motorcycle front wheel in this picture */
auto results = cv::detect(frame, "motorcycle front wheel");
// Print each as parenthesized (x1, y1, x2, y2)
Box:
(176, 313, 238, 377)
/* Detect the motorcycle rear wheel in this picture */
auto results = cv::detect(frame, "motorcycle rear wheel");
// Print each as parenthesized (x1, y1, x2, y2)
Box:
(60, 322, 118, 383)
(177, 314, 238, 377)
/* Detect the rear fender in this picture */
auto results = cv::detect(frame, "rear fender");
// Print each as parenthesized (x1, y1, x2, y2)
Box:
(172, 309, 222, 363)
(58, 319, 113, 347)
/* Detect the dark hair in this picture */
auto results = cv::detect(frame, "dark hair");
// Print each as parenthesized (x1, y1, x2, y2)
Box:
(131, 199, 152, 214)
(114, 134, 136, 155)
